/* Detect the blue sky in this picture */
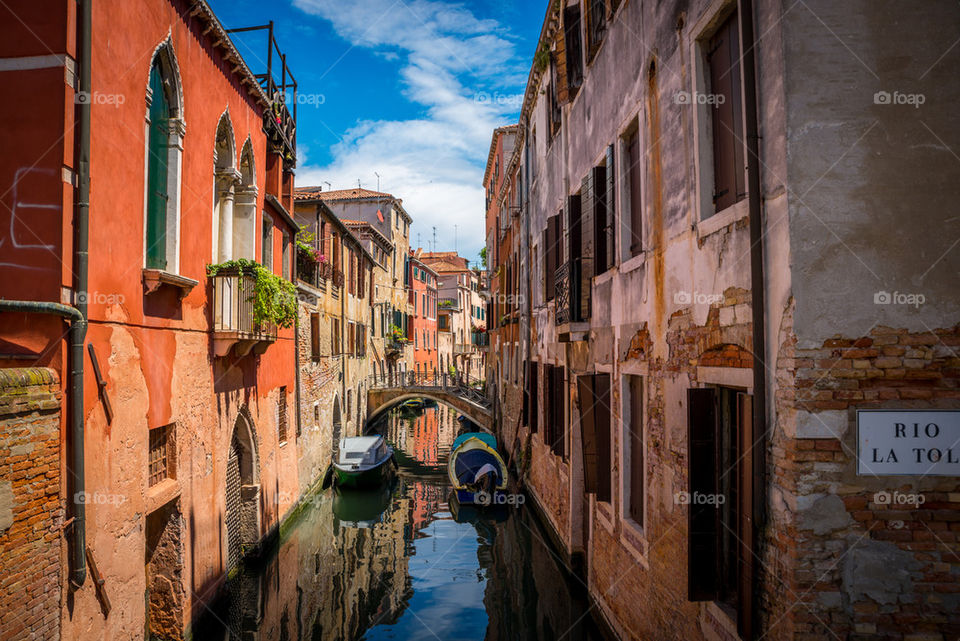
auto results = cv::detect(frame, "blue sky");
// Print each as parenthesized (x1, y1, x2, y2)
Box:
(209, 0, 545, 264)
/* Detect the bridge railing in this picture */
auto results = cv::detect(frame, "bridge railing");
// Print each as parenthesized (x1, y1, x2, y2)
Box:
(367, 371, 490, 408)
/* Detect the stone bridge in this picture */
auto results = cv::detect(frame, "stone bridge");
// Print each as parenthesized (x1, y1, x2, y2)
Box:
(365, 373, 492, 431)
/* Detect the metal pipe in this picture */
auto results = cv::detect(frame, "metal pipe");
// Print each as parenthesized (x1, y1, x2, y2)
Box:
(739, 0, 766, 635)
(0, 301, 86, 586)
(71, 0, 92, 588)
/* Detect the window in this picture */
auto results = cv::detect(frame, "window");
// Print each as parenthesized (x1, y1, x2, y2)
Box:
(586, 0, 607, 60)
(624, 375, 644, 526)
(548, 59, 562, 139)
(331, 318, 341, 355)
(543, 365, 566, 458)
(310, 313, 321, 360)
(282, 231, 291, 280)
(261, 215, 273, 270)
(148, 424, 175, 486)
(144, 46, 184, 272)
(577, 374, 611, 503)
(277, 387, 288, 444)
(564, 5, 583, 92)
(544, 214, 561, 301)
(623, 122, 643, 257)
(687, 386, 756, 638)
(705, 10, 746, 216)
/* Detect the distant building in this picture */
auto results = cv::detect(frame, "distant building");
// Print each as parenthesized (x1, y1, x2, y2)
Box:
(296, 187, 415, 379)
(409, 250, 439, 379)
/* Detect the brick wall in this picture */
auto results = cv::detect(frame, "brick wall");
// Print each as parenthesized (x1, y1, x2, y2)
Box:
(0, 368, 62, 641)
(774, 306, 960, 640)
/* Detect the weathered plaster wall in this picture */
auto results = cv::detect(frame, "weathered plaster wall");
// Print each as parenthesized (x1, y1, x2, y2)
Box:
(781, 0, 960, 346)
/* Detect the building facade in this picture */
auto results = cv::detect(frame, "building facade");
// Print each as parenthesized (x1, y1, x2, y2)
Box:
(409, 250, 440, 379)
(297, 187, 415, 380)
(422, 252, 487, 382)
(293, 200, 376, 486)
(0, 1, 302, 638)
(490, 1, 960, 640)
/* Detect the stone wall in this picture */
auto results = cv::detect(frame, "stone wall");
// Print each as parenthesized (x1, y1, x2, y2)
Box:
(0, 368, 62, 641)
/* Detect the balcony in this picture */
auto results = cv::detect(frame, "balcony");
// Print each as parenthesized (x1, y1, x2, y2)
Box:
(210, 267, 277, 357)
(555, 257, 591, 338)
(297, 253, 336, 290)
(455, 343, 473, 355)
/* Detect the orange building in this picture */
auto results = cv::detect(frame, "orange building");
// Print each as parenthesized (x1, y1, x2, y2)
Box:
(409, 250, 439, 379)
(0, 1, 302, 638)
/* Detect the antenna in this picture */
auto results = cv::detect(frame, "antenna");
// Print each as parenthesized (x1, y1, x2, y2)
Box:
(454, 224, 458, 255)
(323, 181, 331, 190)
(432, 226, 437, 253)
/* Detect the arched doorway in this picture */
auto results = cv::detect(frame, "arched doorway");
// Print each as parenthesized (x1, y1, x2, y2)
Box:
(225, 411, 260, 572)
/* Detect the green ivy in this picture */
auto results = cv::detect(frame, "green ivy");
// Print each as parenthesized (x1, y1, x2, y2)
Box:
(206, 259, 298, 329)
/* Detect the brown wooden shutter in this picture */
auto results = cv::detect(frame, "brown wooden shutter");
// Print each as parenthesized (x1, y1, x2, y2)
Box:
(708, 11, 745, 213)
(628, 375, 644, 524)
(595, 374, 612, 503)
(687, 387, 719, 601)
(604, 145, 616, 271)
(530, 364, 539, 433)
(545, 218, 557, 301)
(627, 129, 643, 255)
(563, 5, 583, 94)
(737, 392, 755, 640)
(310, 313, 320, 359)
(578, 375, 599, 495)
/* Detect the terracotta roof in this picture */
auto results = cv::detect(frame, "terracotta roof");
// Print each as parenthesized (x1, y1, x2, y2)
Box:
(294, 186, 395, 202)
(339, 219, 365, 226)
(424, 259, 466, 273)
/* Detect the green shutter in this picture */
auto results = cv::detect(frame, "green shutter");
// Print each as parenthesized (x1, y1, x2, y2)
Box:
(146, 63, 170, 269)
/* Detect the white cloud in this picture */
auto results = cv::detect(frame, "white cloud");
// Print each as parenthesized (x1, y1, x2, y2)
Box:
(292, 0, 525, 262)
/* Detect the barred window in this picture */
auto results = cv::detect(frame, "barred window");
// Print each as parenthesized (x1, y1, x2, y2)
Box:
(148, 424, 175, 487)
(277, 387, 288, 444)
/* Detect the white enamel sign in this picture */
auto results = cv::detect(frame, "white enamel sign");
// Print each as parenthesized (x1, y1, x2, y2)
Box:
(857, 410, 960, 476)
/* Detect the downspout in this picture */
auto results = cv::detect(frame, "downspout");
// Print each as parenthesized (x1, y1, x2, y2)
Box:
(740, 0, 766, 633)
(0, 301, 86, 587)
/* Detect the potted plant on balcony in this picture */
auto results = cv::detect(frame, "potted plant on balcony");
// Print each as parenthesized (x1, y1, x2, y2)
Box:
(206, 258, 298, 330)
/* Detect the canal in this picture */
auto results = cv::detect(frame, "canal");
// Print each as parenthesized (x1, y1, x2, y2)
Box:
(192, 402, 608, 640)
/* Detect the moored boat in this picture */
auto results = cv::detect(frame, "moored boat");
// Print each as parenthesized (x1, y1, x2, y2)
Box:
(332, 435, 396, 489)
(447, 432, 508, 505)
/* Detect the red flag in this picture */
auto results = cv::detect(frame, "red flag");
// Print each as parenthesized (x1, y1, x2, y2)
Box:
(376, 209, 384, 222)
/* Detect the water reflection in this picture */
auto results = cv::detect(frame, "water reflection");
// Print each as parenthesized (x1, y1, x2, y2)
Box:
(192, 403, 606, 641)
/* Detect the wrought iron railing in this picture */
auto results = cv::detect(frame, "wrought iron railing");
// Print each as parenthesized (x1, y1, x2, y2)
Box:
(367, 372, 490, 408)
(297, 251, 317, 285)
(210, 266, 276, 339)
(555, 257, 590, 325)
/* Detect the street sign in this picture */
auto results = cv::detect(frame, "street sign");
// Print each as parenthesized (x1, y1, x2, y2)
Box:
(857, 410, 960, 476)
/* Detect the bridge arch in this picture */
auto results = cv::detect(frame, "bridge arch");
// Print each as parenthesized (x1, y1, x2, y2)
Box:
(365, 390, 492, 432)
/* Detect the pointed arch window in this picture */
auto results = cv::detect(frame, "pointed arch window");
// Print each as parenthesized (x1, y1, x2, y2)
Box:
(143, 44, 185, 274)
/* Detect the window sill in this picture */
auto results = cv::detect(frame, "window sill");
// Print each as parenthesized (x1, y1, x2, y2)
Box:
(620, 517, 650, 568)
(696, 199, 749, 240)
(145, 477, 180, 514)
(142, 269, 198, 299)
(620, 252, 647, 275)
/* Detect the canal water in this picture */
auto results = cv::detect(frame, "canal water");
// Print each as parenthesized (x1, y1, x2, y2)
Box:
(193, 403, 607, 641)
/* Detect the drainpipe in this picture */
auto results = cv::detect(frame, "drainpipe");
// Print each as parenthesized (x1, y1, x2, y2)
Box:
(740, 0, 766, 632)
(0, 301, 86, 586)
